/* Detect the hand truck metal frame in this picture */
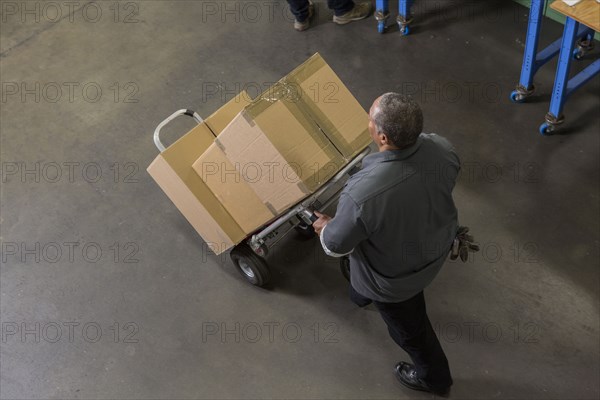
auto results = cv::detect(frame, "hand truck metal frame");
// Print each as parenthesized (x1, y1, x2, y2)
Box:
(153, 109, 371, 287)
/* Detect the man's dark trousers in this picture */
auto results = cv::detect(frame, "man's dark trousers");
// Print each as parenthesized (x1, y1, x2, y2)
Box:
(350, 286, 453, 391)
(287, 0, 355, 21)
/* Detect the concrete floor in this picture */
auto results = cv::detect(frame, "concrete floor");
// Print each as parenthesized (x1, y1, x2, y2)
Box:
(1, 0, 599, 399)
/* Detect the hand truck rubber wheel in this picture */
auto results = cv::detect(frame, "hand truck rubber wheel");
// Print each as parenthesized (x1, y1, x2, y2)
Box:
(230, 243, 271, 287)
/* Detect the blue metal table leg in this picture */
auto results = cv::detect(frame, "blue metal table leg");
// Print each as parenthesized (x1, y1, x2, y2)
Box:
(397, 0, 414, 36)
(540, 59, 600, 136)
(540, 18, 580, 135)
(520, 0, 544, 90)
(375, 0, 389, 33)
(511, 0, 545, 102)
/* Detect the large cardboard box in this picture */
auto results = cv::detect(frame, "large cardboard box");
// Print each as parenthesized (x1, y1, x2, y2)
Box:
(147, 92, 252, 255)
(149, 53, 370, 255)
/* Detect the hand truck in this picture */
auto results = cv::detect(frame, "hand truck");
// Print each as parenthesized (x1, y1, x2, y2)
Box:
(153, 109, 372, 287)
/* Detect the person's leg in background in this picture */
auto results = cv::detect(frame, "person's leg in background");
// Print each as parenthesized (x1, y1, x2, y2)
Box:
(287, 0, 371, 29)
(374, 292, 453, 394)
(328, 0, 355, 16)
(286, 0, 314, 31)
(330, 0, 372, 24)
(287, 0, 310, 21)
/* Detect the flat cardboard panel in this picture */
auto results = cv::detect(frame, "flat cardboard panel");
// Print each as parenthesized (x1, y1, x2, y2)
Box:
(194, 143, 276, 233)
(204, 90, 252, 136)
(204, 111, 309, 215)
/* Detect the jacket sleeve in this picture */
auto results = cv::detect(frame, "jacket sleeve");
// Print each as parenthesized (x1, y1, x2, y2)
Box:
(320, 192, 369, 257)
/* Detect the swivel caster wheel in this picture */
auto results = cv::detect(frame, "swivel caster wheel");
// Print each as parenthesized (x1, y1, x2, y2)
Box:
(573, 50, 585, 60)
(375, 11, 389, 34)
(574, 39, 594, 60)
(396, 15, 412, 36)
(539, 122, 555, 136)
(510, 90, 526, 103)
(510, 85, 534, 103)
(230, 243, 271, 287)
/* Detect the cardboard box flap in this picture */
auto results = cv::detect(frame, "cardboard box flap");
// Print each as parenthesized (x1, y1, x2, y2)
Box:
(202, 111, 310, 214)
(193, 142, 277, 233)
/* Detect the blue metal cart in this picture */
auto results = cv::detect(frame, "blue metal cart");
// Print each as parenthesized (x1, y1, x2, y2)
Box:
(510, 0, 595, 104)
(375, 0, 414, 34)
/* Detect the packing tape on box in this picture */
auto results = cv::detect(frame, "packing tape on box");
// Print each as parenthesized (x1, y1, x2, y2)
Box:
(285, 53, 326, 83)
(242, 110, 256, 127)
(264, 202, 277, 215)
(284, 55, 357, 159)
(215, 138, 226, 153)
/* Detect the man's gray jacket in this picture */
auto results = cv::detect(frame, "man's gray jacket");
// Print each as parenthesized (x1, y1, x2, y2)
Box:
(320, 133, 460, 302)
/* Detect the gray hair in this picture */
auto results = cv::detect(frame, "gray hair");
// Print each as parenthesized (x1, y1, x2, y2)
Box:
(372, 93, 423, 149)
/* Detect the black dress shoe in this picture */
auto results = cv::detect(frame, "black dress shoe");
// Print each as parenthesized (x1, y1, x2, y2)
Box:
(394, 362, 450, 396)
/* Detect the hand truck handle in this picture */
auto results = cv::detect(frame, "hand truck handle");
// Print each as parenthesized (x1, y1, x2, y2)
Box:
(153, 109, 203, 152)
(299, 208, 319, 224)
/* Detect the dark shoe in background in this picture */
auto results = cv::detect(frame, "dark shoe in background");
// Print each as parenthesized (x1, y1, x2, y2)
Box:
(394, 362, 450, 397)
